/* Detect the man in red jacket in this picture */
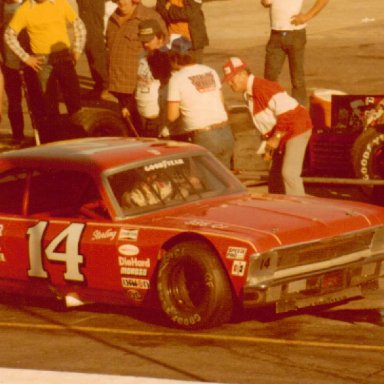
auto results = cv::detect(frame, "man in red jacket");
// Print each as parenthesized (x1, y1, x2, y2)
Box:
(223, 56, 312, 196)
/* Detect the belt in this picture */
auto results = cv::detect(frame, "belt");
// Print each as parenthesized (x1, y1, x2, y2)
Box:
(193, 121, 228, 134)
(271, 29, 296, 36)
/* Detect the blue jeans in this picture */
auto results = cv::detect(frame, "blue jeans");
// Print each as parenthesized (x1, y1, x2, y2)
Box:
(264, 29, 307, 106)
(192, 124, 234, 169)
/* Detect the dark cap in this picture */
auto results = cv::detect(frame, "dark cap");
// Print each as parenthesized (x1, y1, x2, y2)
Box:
(170, 36, 192, 54)
(138, 19, 162, 43)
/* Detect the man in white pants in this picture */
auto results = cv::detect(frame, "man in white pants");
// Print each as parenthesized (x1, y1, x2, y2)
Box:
(223, 56, 312, 196)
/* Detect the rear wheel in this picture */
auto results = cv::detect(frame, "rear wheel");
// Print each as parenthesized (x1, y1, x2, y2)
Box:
(157, 241, 234, 330)
(352, 127, 384, 204)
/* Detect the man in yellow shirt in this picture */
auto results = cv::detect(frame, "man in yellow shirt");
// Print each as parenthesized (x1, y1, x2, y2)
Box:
(4, 0, 86, 140)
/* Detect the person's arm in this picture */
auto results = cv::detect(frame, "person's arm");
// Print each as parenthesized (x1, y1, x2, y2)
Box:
(72, 17, 87, 62)
(4, 26, 43, 71)
(0, 67, 3, 122)
(157, 0, 202, 23)
(291, 0, 329, 26)
(167, 101, 180, 122)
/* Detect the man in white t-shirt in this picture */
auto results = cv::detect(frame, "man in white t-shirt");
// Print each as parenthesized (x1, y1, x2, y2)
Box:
(261, 0, 329, 106)
(167, 37, 234, 169)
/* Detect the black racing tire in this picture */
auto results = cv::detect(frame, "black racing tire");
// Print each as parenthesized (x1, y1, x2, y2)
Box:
(70, 107, 129, 137)
(352, 127, 384, 204)
(157, 241, 234, 330)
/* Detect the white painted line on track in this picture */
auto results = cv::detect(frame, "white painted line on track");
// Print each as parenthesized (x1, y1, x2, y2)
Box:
(0, 368, 221, 384)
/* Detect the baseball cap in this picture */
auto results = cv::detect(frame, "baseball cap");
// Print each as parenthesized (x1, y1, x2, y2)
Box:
(138, 19, 162, 43)
(170, 36, 192, 54)
(222, 57, 248, 82)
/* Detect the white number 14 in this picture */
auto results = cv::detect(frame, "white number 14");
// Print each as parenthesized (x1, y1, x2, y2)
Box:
(27, 221, 85, 282)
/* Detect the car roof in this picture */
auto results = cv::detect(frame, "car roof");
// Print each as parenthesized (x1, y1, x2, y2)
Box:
(0, 137, 203, 174)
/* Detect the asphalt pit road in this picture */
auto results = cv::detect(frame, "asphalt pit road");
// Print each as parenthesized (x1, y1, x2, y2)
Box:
(319, 308, 384, 326)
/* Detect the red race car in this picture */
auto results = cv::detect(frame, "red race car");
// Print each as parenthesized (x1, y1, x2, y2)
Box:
(0, 137, 383, 329)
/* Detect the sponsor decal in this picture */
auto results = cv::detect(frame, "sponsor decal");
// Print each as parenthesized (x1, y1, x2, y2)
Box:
(0, 253, 5, 262)
(91, 228, 117, 241)
(118, 228, 139, 241)
(231, 260, 247, 277)
(126, 289, 144, 302)
(119, 257, 150, 276)
(144, 158, 184, 172)
(226, 246, 247, 260)
(121, 277, 150, 289)
(185, 219, 209, 227)
(118, 244, 139, 256)
(118, 256, 150, 267)
(121, 267, 147, 276)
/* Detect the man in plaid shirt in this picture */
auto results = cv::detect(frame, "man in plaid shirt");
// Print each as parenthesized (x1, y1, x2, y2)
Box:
(106, 0, 167, 135)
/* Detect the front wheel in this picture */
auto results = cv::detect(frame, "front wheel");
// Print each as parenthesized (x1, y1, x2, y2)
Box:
(157, 241, 234, 330)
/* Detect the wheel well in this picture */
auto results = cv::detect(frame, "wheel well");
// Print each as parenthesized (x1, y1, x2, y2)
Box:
(159, 233, 239, 307)
(161, 232, 216, 254)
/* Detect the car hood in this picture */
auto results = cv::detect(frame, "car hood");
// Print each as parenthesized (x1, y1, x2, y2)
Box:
(152, 193, 384, 251)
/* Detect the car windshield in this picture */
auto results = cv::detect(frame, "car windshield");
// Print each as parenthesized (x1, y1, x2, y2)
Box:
(107, 152, 245, 216)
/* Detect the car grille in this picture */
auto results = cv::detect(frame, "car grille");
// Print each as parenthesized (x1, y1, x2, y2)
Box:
(276, 229, 375, 270)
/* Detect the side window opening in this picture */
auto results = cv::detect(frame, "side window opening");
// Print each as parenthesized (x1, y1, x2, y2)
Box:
(28, 170, 108, 218)
(0, 170, 28, 215)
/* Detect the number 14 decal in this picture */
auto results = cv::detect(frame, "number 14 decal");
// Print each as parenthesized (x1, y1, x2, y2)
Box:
(27, 221, 86, 282)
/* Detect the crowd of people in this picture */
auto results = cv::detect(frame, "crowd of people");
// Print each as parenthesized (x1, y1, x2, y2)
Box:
(0, 0, 329, 196)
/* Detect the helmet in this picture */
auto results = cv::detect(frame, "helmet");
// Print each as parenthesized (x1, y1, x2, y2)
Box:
(126, 179, 173, 208)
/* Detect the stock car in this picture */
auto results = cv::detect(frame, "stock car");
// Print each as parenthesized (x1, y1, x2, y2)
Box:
(0, 137, 384, 330)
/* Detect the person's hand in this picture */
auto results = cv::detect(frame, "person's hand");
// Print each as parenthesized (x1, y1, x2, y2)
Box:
(25, 56, 44, 72)
(159, 126, 170, 138)
(72, 51, 81, 63)
(260, 0, 272, 8)
(262, 144, 275, 162)
(121, 107, 131, 119)
(291, 13, 308, 25)
(262, 134, 282, 162)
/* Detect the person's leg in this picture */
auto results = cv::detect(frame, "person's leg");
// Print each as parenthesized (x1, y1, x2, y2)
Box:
(286, 29, 307, 106)
(192, 125, 234, 169)
(77, 0, 108, 92)
(281, 130, 311, 196)
(264, 32, 286, 81)
(54, 59, 82, 114)
(3, 65, 24, 141)
(268, 149, 285, 194)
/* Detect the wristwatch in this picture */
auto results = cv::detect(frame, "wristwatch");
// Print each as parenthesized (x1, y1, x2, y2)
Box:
(274, 131, 284, 139)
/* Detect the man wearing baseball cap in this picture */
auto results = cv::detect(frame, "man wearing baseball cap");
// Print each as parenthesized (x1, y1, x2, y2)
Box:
(222, 57, 312, 196)
(136, 19, 171, 137)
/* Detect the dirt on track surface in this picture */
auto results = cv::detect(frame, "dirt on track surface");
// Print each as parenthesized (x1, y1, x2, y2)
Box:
(203, 0, 384, 105)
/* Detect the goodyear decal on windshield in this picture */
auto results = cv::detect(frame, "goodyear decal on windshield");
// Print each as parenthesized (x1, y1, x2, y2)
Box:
(144, 158, 184, 172)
